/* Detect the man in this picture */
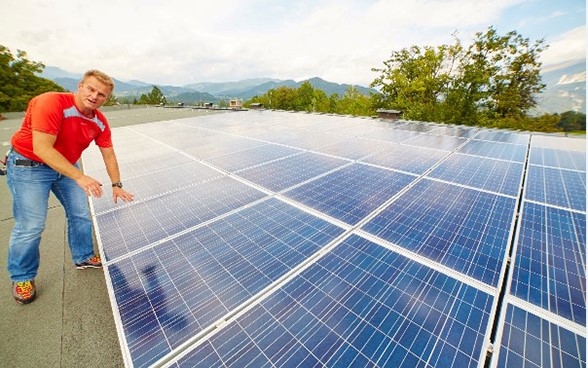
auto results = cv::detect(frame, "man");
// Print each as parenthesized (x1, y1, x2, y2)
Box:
(6, 69, 134, 304)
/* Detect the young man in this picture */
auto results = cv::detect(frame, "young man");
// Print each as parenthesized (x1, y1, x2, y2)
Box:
(7, 69, 134, 304)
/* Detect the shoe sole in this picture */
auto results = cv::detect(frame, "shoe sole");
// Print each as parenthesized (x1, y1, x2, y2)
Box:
(14, 295, 36, 305)
(76, 264, 102, 270)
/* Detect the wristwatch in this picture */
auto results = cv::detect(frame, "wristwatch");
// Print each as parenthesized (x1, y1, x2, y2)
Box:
(112, 182, 123, 188)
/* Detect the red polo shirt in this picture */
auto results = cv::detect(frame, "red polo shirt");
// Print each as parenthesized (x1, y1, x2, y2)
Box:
(11, 92, 112, 164)
(11, 92, 113, 164)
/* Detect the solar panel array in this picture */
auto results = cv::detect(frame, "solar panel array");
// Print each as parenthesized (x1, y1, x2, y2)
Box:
(82, 110, 586, 368)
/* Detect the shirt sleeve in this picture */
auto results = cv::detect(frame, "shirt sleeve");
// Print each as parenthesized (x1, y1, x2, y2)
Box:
(30, 94, 65, 135)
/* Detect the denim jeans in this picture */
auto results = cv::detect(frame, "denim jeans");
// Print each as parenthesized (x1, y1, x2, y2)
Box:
(6, 150, 95, 282)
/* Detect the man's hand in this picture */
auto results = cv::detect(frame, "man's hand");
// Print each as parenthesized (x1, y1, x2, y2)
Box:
(113, 187, 134, 204)
(76, 175, 104, 198)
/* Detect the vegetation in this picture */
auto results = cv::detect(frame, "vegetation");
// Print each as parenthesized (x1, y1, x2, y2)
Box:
(137, 85, 167, 105)
(0, 45, 65, 116)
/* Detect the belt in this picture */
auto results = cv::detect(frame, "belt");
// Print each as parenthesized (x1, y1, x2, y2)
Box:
(12, 148, 44, 167)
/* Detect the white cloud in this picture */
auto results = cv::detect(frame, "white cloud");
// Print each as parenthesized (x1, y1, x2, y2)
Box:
(1, 0, 583, 86)
(541, 26, 587, 68)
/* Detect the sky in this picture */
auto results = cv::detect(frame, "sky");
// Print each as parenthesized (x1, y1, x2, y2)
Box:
(2, 0, 586, 87)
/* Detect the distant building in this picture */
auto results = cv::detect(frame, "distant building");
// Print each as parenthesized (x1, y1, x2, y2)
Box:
(203, 102, 213, 108)
(377, 109, 402, 121)
(229, 99, 243, 109)
(250, 103, 263, 109)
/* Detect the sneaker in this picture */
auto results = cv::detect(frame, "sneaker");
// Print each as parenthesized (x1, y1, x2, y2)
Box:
(75, 255, 102, 269)
(13, 280, 36, 304)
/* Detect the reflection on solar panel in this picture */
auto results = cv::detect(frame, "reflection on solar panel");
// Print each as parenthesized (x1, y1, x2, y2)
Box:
(81, 110, 586, 368)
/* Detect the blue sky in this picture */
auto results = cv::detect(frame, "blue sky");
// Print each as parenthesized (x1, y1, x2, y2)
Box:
(2, 0, 585, 86)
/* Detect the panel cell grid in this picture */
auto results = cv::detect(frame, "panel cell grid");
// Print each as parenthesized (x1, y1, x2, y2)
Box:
(110, 198, 345, 368)
(312, 137, 397, 160)
(284, 163, 416, 225)
(428, 153, 524, 196)
(474, 131, 530, 144)
(497, 304, 586, 368)
(97, 176, 267, 261)
(510, 202, 586, 325)
(529, 147, 586, 171)
(362, 179, 515, 286)
(203, 144, 302, 172)
(457, 140, 527, 162)
(525, 165, 586, 211)
(176, 235, 494, 368)
(236, 151, 348, 192)
(406, 134, 468, 151)
(360, 144, 448, 174)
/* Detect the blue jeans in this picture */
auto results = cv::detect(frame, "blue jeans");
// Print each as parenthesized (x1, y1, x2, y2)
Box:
(7, 150, 95, 282)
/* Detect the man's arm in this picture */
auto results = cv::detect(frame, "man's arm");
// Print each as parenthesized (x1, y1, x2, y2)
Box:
(32, 131, 104, 198)
(99, 146, 134, 203)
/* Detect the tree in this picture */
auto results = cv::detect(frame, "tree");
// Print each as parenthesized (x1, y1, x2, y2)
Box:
(0, 45, 65, 116)
(336, 86, 376, 116)
(138, 85, 166, 105)
(371, 27, 547, 129)
(558, 111, 586, 133)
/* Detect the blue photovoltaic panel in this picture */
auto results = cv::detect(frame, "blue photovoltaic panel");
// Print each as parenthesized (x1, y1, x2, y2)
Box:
(109, 198, 345, 368)
(510, 201, 586, 325)
(236, 151, 348, 192)
(525, 165, 586, 211)
(361, 127, 420, 143)
(428, 153, 524, 196)
(396, 121, 436, 132)
(406, 133, 468, 151)
(529, 147, 586, 171)
(497, 304, 586, 368)
(278, 131, 348, 150)
(362, 179, 515, 286)
(203, 144, 302, 172)
(474, 130, 530, 144)
(429, 125, 479, 138)
(283, 163, 416, 225)
(175, 235, 494, 368)
(360, 144, 448, 174)
(97, 176, 267, 261)
(457, 140, 527, 162)
(184, 135, 265, 159)
(313, 137, 396, 160)
(91, 161, 224, 214)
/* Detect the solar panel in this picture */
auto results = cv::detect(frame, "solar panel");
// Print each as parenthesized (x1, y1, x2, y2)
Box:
(495, 304, 586, 368)
(509, 201, 586, 325)
(361, 179, 516, 287)
(428, 153, 524, 196)
(81, 110, 585, 368)
(174, 235, 494, 368)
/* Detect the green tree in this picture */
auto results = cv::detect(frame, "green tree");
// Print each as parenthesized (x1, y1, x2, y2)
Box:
(558, 111, 586, 133)
(336, 86, 376, 116)
(0, 45, 65, 116)
(372, 27, 547, 129)
(138, 85, 166, 105)
(371, 43, 457, 122)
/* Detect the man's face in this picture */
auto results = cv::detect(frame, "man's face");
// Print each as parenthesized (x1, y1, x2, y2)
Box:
(77, 76, 112, 110)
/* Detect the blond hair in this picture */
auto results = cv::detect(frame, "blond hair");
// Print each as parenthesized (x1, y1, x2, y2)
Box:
(82, 70, 115, 92)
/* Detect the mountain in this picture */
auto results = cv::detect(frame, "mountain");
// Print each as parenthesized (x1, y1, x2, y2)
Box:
(185, 78, 282, 96)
